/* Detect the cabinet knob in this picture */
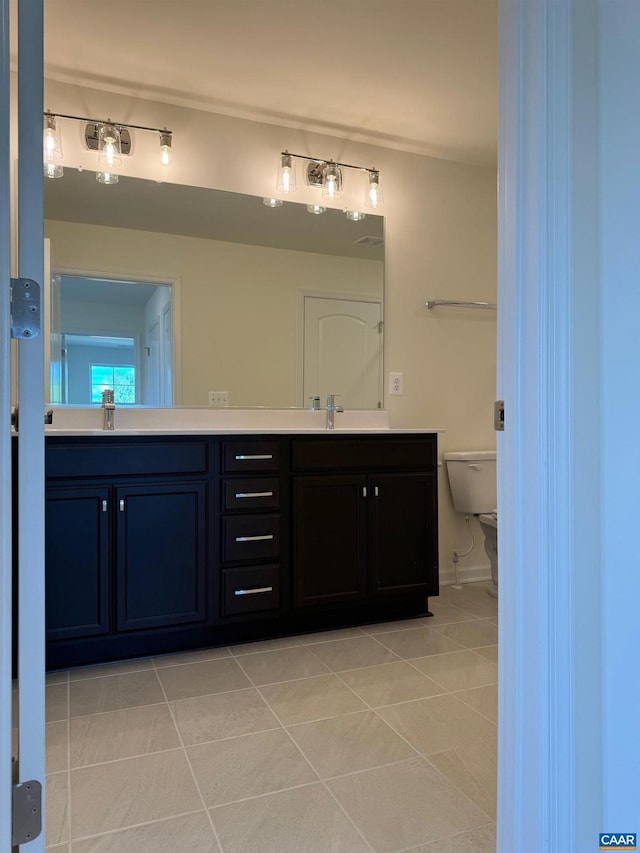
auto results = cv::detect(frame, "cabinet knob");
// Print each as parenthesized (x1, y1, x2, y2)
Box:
(102, 500, 107, 512)
(119, 499, 125, 512)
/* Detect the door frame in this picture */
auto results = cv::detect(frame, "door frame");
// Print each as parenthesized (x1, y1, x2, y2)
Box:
(46, 266, 183, 405)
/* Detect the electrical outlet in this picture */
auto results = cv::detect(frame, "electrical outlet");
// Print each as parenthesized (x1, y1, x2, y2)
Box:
(388, 372, 404, 395)
(208, 391, 228, 406)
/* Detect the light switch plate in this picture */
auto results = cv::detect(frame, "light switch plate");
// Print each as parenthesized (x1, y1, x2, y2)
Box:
(388, 372, 404, 395)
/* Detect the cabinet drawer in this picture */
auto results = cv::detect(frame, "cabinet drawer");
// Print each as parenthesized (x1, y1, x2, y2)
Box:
(223, 441, 280, 473)
(292, 437, 436, 472)
(47, 440, 208, 479)
(224, 478, 280, 511)
(223, 514, 281, 562)
(222, 565, 280, 616)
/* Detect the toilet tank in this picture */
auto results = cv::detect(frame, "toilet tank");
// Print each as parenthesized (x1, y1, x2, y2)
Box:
(444, 451, 497, 514)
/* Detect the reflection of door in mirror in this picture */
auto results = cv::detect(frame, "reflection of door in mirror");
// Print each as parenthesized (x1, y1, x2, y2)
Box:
(302, 294, 383, 409)
(47, 273, 173, 406)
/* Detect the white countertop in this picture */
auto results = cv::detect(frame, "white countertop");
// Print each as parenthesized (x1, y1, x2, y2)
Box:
(38, 407, 444, 436)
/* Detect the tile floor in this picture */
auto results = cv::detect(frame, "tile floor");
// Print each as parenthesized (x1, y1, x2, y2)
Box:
(29, 582, 497, 852)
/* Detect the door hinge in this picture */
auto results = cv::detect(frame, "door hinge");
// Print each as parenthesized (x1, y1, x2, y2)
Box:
(494, 400, 504, 431)
(377, 321, 384, 334)
(12, 777, 43, 846)
(10, 278, 41, 339)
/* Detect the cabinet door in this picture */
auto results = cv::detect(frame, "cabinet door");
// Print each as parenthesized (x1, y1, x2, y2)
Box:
(293, 476, 367, 606)
(369, 473, 438, 596)
(116, 482, 207, 631)
(45, 486, 110, 640)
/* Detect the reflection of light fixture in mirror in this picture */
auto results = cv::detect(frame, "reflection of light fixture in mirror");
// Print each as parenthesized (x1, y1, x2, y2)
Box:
(365, 169, 383, 209)
(43, 113, 64, 178)
(344, 209, 366, 221)
(277, 151, 296, 193)
(322, 161, 342, 201)
(263, 197, 283, 208)
(307, 204, 326, 215)
(159, 130, 172, 166)
(276, 150, 382, 209)
(98, 122, 122, 169)
(96, 171, 119, 185)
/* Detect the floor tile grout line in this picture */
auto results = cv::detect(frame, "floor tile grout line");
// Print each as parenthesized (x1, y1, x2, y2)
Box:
(68, 744, 193, 773)
(231, 651, 378, 853)
(151, 658, 226, 853)
(63, 807, 208, 845)
(65, 673, 71, 849)
(391, 819, 497, 853)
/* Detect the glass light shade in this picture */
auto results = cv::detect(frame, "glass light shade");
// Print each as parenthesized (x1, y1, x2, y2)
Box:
(277, 152, 296, 193)
(96, 171, 119, 185)
(160, 131, 172, 166)
(263, 197, 283, 208)
(345, 209, 366, 222)
(43, 114, 63, 162)
(365, 170, 383, 209)
(44, 162, 64, 179)
(321, 162, 342, 201)
(306, 204, 326, 215)
(98, 123, 122, 168)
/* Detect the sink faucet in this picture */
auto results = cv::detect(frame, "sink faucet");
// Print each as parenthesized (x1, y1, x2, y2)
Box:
(308, 396, 321, 411)
(325, 394, 343, 430)
(101, 389, 115, 431)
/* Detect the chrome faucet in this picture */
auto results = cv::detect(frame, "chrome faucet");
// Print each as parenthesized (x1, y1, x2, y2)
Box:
(325, 394, 343, 430)
(308, 396, 321, 411)
(101, 389, 115, 431)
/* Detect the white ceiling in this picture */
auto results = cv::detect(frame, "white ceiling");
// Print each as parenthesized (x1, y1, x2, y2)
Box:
(42, 0, 497, 167)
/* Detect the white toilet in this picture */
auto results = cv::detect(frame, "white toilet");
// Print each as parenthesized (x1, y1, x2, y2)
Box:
(444, 451, 498, 597)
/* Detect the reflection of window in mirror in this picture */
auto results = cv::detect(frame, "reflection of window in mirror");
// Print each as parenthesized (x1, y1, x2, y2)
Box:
(46, 272, 173, 406)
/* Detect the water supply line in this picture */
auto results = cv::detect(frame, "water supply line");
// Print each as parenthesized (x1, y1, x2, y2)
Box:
(451, 514, 474, 590)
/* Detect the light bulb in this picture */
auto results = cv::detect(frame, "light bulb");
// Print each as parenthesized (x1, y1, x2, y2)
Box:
(160, 131, 172, 166)
(277, 152, 296, 193)
(345, 210, 366, 222)
(307, 204, 326, 215)
(43, 114, 63, 163)
(44, 162, 63, 179)
(263, 197, 283, 208)
(365, 170, 383, 209)
(321, 162, 342, 201)
(96, 171, 119, 185)
(98, 123, 122, 169)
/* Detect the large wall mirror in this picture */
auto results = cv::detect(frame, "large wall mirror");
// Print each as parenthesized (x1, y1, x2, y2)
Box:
(44, 170, 384, 409)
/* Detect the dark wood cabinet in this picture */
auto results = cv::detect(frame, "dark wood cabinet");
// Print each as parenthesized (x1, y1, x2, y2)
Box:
(39, 431, 438, 670)
(292, 437, 439, 612)
(369, 473, 438, 596)
(115, 482, 207, 631)
(293, 475, 368, 606)
(45, 485, 110, 641)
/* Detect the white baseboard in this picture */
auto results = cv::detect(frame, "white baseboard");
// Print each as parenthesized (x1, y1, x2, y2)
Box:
(438, 562, 492, 587)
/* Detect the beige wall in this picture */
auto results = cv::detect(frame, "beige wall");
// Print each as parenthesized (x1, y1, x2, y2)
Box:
(46, 220, 383, 408)
(44, 78, 498, 582)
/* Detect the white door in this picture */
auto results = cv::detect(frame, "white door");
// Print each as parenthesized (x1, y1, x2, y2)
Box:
(1, 0, 46, 848)
(144, 319, 161, 405)
(303, 295, 382, 409)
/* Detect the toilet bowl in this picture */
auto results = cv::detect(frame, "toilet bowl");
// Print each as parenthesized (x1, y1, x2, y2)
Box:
(444, 451, 498, 597)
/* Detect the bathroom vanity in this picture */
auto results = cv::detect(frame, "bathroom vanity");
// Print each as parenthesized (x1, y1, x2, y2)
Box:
(28, 416, 440, 670)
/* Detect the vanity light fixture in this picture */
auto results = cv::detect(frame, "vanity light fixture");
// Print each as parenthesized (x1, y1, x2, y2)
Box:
(276, 150, 382, 209)
(307, 204, 326, 215)
(344, 209, 366, 221)
(42, 111, 174, 180)
(263, 197, 283, 207)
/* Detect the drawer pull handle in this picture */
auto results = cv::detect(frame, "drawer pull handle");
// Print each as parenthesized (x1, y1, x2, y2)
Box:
(102, 500, 108, 512)
(235, 491, 274, 499)
(119, 499, 125, 512)
(235, 454, 273, 461)
(234, 586, 274, 596)
(374, 486, 379, 497)
(235, 534, 274, 542)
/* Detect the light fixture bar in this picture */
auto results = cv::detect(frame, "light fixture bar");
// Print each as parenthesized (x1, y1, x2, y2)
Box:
(280, 150, 376, 176)
(44, 111, 172, 137)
